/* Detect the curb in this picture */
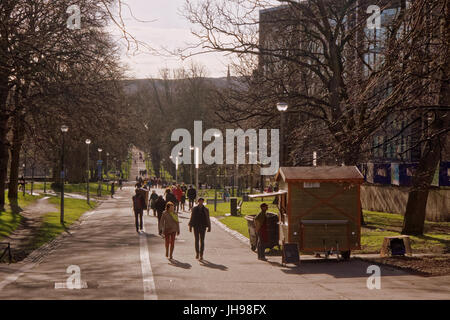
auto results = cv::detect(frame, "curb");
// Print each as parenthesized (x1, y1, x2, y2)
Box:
(210, 217, 250, 247)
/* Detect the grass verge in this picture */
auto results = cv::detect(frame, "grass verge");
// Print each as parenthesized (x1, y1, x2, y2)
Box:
(0, 192, 42, 240)
(29, 197, 97, 250)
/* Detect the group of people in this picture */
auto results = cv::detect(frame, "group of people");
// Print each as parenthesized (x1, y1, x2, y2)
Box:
(132, 184, 210, 260)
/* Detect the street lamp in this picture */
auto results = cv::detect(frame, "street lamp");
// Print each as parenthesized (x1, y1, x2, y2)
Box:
(277, 102, 288, 167)
(194, 147, 200, 192)
(190, 146, 195, 185)
(85, 139, 91, 204)
(98, 148, 103, 196)
(60, 125, 69, 225)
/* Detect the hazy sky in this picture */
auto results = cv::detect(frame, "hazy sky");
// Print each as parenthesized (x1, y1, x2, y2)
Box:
(110, 0, 230, 79)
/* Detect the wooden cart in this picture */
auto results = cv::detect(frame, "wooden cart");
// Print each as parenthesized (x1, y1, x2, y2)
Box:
(273, 166, 364, 260)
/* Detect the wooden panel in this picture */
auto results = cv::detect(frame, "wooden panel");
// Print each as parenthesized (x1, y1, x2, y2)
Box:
(301, 224, 349, 251)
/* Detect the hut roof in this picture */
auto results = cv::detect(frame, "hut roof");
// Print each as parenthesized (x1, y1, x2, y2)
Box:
(275, 166, 364, 183)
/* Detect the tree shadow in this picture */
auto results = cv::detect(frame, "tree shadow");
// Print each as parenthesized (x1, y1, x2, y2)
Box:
(199, 259, 228, 271)
(9, 198, 23, 215)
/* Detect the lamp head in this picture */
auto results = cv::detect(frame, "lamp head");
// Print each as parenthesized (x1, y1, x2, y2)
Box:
(61, 125, 69, 133)
(85, 139, 91, 145)
(276, 102, 288, 112)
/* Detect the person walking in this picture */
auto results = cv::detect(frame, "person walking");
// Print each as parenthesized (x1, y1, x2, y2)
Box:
(165, 188, 177, 207)
(187, 185, 197, 210)
(173, 185, 183, 213)
(111, 182, 115, 198)
(255, 203, 269, 260)
(160, 202, 180, 259)
(155, 195, 166, 235)
(180, 192, 186, 212)
(132, 189, 145, 233)
(189, 198, 211, 260)
(149, 190, 159, 216)
(119, 178, 123, 190)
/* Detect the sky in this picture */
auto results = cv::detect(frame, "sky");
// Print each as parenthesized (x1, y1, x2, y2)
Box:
(109, 0, 230, 79)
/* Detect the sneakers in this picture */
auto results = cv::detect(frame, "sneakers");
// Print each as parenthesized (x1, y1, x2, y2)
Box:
(196, 253, 199, 259)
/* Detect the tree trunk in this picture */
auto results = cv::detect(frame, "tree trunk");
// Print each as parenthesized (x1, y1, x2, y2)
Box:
(403, 1, 449, 235)
(0, 73, 10, 210)
(8, 111, 24, 200)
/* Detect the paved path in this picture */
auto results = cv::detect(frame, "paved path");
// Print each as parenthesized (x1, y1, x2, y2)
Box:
(0, 149, 449, 299)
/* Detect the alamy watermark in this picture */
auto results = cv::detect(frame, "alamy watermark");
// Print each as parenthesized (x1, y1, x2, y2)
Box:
(366, 265, 381, 290)
(170, 121, 279, 176)
(66, 4, 81, 30)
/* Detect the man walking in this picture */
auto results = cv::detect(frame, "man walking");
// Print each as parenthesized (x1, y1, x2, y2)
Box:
(255, 203, 269, 260)
(132, 189, 145, 233)
(187, 185, 197, 210)
(189, 198, 211, 260)
(110, 182, 115, 198)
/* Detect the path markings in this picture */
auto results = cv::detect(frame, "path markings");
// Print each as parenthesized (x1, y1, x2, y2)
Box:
(139, 223, 158, 300)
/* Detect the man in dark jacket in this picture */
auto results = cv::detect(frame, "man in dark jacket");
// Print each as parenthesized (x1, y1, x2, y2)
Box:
(132, 189, 145, 233)
(189, 198, 211, 260)
(255, 203, 269, 260)
(187, 185, 197, 210)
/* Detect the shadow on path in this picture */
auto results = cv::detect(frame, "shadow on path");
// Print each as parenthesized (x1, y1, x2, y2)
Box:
(168, 259, 192, 269)
(199, 259, 228, 271)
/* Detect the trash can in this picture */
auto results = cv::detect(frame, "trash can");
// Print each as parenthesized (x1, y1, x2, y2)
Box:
(230, 197, 238, 216)
(245, 215, 258, 251)
(245, 213, 280, 252)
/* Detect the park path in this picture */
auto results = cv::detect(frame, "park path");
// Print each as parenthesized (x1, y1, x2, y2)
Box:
(3, 197, 57, 262)
(0, 148, 449, 299)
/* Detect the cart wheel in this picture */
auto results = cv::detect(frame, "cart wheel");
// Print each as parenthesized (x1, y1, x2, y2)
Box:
(251, 245, 256, 252)
(341, 250, 351, 261)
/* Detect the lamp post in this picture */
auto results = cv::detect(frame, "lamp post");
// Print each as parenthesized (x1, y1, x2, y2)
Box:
(190, 146, 194, 185)
(98, 148, 103, 196)
(60, 125, 69, 225)
(106, 152, 109, 191)
(85, 139, 91, 204)
(194, 147, 200, 192)
(277, 102, 288, 167)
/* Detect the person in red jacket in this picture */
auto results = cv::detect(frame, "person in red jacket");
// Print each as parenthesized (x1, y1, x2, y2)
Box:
(173, 185, 183, 212)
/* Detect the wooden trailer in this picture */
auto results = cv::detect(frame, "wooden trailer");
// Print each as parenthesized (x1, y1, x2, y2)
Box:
(274, 166, 364, 259)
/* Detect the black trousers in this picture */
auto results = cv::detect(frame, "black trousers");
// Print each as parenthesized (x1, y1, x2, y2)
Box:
(257, 234, 265, 259)
(188, 198, 195, 209)
(135, 211, 143, 231)
(157, 210, 163, 234)
(193, 227, 207, 255)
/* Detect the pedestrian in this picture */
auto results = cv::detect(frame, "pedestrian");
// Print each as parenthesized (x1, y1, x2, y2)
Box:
(160, 202, 180, 259)
(132, 189, 145, 233)
(165, 188, 177, 208)
(173, 185, 182, 212)
(188, 198, 211, 260)
(119, 178, 123, 190)
(180, 192, 186, 212)
(155, 195, 166, 235)
(150, 190, 159, 216)
(111, 182, 115, 198)
(255, 203, 269, 261)
(187, 185, 197, 210)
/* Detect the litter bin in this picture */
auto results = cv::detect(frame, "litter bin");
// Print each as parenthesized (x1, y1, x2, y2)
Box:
(245, 213, 280, 252)
(230, 197, 238, 216)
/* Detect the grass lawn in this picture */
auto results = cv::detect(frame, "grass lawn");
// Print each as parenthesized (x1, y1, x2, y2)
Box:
(29, 197, 97, 250)
(0, 192, 42, 241)
(207, 200, 450, 255)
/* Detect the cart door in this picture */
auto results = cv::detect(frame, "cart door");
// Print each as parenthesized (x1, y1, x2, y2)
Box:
(300, 220, 349, 252)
